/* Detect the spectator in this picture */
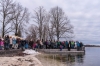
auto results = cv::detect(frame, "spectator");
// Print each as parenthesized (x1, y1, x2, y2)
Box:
(68, 41, 71, 51)
(4, 35, 10, 50)
(9, 36, 13, 49)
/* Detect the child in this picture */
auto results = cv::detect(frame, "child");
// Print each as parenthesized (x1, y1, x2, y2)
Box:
(60, 45, 63, 51)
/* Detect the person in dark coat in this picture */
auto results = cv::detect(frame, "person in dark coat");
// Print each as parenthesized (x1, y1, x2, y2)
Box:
(4, 35, 10, 50)
(80, 42, 83, 50)
(20, 39, 26, 51)
(65, 41, 69, 49)
(68, 41, 71, 51)
(17, 38, 21, 49)
(29, 39, 33, 49)
(0, 38, 2, 50)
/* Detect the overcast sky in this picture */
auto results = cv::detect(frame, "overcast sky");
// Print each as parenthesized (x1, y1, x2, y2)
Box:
(16, 0, 100, 44)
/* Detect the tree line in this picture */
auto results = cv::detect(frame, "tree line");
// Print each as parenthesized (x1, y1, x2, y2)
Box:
(0, 0, 73, 41)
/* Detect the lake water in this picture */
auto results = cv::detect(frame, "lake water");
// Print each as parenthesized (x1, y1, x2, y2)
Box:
(67, 47, 100, 66)
(37, 47, 100, 66)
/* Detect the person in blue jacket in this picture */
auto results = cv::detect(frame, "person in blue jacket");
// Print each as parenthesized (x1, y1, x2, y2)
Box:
(12, 37, 16, 49)
(25, 40, 28, 49)
(76, 41, 80, 51)
(66, 41, 69, 49)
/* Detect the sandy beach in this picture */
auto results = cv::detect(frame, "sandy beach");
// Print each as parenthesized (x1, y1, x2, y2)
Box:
(0, 49, 43, 66)
(0, 55, 43, 66)
(0, 49, 66, 66)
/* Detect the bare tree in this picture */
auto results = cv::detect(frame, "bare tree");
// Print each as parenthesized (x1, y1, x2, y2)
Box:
(45, 14, 55, 41)
(0, 0, 15, 37)
(42, 14, 50, 41)
(50, 6, 73, 41)
(11, 3, 30, 37)
(48, 23, 55, 41)
(43, 23, 49, 41)
(33, 6, 47, 40)
(27, 25, 38, 41)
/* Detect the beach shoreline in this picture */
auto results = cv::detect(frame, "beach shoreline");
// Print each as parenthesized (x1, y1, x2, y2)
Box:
(0, 55, 43, 66)
(0, 49, 43, 66)
(0, 49, 66, 66)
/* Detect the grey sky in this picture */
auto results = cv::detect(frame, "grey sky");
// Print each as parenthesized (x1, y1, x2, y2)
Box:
(16, 0, 100, 44)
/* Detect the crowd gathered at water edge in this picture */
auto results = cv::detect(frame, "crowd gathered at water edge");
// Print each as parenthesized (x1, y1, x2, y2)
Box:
(0, 35, 84, 51)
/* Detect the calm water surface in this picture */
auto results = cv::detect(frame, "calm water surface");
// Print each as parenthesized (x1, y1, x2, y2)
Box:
(39, 47, 100, 66)
(69, 47, 100, 66)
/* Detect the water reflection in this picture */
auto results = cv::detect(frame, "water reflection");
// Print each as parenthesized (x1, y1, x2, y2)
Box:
(42, 53, 85, 66)
(67, 54, 75, 63)
(75, 54, 84, 63)
(37, 48, 100, 66)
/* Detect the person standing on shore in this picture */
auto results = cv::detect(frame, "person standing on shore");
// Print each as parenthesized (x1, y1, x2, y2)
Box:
(9, 36, 13, 49)
(71, 41, 75, 49)
(80, 42, 83, 50)
(4, 35, 10, 50)
(74, 41, 77, 49)
(0, 37, 2, 50)
(68, 41, 71, 51)
(12, 37, 16, 49)
(65, 41, 68, 49)
(29, 39, 33, 49)
(76, 41, 80, 51)
(40, 40, 43, 49)
(0, 38, 4, 50)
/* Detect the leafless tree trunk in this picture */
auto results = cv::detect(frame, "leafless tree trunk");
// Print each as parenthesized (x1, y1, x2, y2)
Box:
(33, 6, 47, 40)
(27, 25, 38, 42)
(11, 3, 30, 37)
(50, 6, 73, 41)
(42, 14, 50, 41)
(43, 23, 49, 41)
(48, 24, 55, 41)
(0, 0, 15, 37)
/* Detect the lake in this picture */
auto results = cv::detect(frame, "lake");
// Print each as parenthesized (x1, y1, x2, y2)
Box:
(67, 47, 100, 66)
(36, 47, 100, 66)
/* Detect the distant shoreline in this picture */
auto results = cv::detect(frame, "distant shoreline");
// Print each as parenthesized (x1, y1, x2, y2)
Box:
(84, 45, 100, 47)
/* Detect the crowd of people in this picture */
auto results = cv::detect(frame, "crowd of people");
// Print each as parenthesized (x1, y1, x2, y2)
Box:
(43, 40, 84, 51)
(0, 35, 84, 51)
